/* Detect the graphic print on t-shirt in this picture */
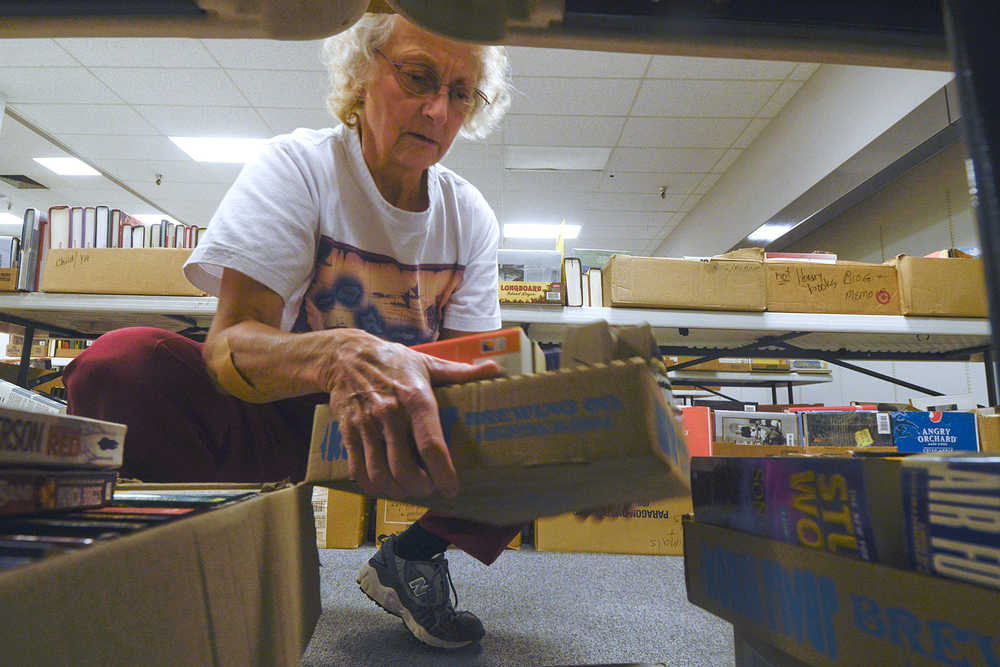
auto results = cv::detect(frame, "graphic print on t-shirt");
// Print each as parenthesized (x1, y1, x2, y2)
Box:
(292, 237, 464, 345)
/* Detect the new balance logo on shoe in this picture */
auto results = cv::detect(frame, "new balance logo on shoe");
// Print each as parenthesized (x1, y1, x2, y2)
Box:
(408, 576, 431, 598)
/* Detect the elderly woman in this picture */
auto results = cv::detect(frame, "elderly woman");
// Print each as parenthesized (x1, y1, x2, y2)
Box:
(64, 13, 518, 649)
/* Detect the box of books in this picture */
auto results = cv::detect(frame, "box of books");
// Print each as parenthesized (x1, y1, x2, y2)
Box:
(891, 254, 988, 317)
(765, 260, 901, 315)
(534, 496, 692, 555)
(890, 411, 979, 453)
(602, 250, 766, 311)
(690, 455, 908, 567)
(683, 518, 1000, 667)
(311, 487, 369, 549)
(714, 411, 799, 446)
(497, 248, 563, 305)
(41, 248, 205, 296)
(306, 357, 689, 525)
(0, 483, 320, 665)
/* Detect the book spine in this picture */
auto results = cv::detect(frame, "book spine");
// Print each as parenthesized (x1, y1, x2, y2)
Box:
(0, 408, 125, 469)
(903, 460, 1000, 589)
(691, 456, 880, 561)
(0, 469, 117, 516)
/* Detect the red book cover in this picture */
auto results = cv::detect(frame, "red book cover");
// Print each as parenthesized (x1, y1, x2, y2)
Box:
(681, 406, 713, 458)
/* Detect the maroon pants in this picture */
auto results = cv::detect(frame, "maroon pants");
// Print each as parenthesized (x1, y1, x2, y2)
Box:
(63, 327, 520, 565)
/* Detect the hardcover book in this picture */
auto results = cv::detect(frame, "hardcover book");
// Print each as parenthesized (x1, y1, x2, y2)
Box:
(902, 452, 1000, 589)
(0, 406, 126, 469)
(691, 455, 907, 566)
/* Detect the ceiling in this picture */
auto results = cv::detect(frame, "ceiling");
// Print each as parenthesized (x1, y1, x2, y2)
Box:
(0, 36, 820, 256)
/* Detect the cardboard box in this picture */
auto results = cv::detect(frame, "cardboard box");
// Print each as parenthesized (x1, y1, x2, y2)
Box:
(714, 411, 800, 446)
(734, 627, 811, 667)
(602, 252, 766, 311)
(977, 410, 1000, 453)
(374, 498, 521, 549)
(306, 359, 690, 525)
(710, 441, 897, 457)
(892, 255, 988, 317)
(0, 262, 18, 291)
(312, 486, 369, 549)
(0, 483, 320, 666)
(765, 260, 901, 315)
(41, 248, 205, 296)
(684, 518, 1000, 667)
(534, 496, 692, 555)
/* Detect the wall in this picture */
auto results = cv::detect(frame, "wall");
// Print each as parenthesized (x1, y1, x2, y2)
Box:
(714, 139, 990, 408)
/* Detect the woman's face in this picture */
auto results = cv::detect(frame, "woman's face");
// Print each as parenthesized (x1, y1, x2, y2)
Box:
(359, 20, 481, 179)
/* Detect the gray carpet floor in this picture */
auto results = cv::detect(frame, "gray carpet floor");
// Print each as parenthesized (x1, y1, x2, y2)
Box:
(300, 546, 735, 667)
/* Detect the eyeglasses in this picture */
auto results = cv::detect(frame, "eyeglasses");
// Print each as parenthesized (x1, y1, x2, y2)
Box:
(374, 48, 490, 114)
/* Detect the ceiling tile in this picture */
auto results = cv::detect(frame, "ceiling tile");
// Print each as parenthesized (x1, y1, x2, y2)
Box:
(56, 38, 217, 68)
(632, 80, 779, 117)
(679, 194, 703, 211)
(57, 134, 191, 161)
(647, 56, 796, 80)
(226, 69, 328, 108)
(0, 39, 77, 66)
(584, 192, 687, 211)
(607, 147, 724, 172)
(694, 174, 722, 194)
(256, 108, 337, 135)
(510, 77, 640, 116)
(504, 115, 625, 147)
(453, 167, 502, 195)
(732, 118, 770, 148)
(91, 159, 241, 185)
(789, 63, 821, 81)
(0, 68, 121, 104)
(598, 171, 705, 195)
(619, 117, 748, 148)
(506, 47, 650, 78)
(90, 68, 247, 106)
(135, 105, 271, 137)
(440, 143, 503, 170)
(126, 179, 231, 203)
(505, 146, 611, 170)
(202, 39, 327, 70)
(757, 80, 805, 118)
(12, 103, 158, 135)
(502, 170, 603, 193)
(710, 149, 743, 173)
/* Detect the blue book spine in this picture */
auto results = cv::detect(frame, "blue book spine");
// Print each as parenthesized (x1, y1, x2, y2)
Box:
(903, 457, 1000, 589)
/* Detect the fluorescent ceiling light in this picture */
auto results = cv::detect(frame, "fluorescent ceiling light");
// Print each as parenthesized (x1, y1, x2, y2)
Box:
(170, 137, 268, 163)
(504, 223, 581, 239)
(746, 222, 795, 244)
(33, 157, 99, 176)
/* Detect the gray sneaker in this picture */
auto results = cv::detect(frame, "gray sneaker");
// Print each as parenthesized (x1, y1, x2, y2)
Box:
(357, 535, 485, 648)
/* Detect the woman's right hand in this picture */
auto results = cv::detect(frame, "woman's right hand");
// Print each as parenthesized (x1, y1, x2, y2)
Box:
(323, 330, 501, 500)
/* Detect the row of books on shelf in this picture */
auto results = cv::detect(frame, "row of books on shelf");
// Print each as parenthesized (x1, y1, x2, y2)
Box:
(4, 335, 90, 361)
(11, 207, 204, 291)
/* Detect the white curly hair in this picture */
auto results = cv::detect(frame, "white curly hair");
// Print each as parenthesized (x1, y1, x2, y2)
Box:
(321, 13, 512, 141)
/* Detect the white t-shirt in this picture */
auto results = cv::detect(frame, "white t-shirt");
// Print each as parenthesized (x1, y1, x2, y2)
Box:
(184, 125, 501, 343)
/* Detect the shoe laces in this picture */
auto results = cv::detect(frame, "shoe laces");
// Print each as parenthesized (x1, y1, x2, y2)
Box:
(433, 554, 460, 611)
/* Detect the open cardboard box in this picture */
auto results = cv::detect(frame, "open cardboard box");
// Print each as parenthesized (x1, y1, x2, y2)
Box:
(41, 248, 205, 296)
(890, 253, 989, 317)
(0, 483, 320, 666)
(306, 358, 690, 525)
(684, 518, 1000, 667)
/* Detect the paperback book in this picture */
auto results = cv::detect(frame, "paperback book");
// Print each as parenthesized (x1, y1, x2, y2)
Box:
(691, 455, 907, 566)
(0, 468, 117, 516)
(902, 452, 1000, 590)
(0, 405, 126, 469)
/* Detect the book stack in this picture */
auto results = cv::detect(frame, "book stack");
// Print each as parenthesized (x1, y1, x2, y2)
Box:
(0, 393, 126, 571)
